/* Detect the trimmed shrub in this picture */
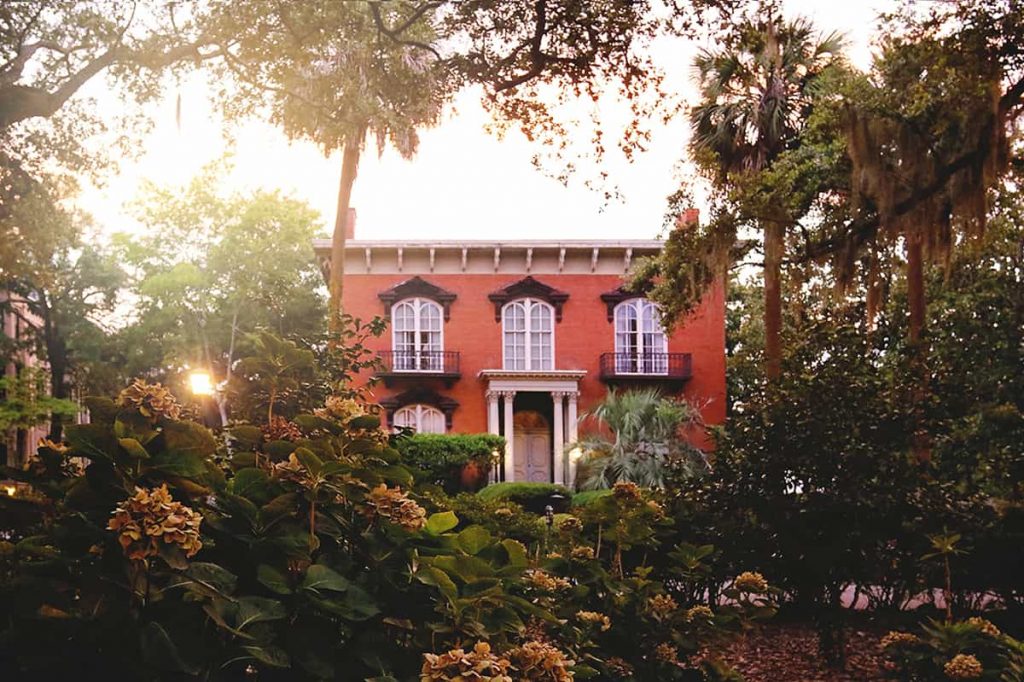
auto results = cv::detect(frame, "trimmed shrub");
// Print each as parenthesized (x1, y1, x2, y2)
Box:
(477, 482, 572, 513)
(395, 433, 503, 493)
(571, 489, 613, 508)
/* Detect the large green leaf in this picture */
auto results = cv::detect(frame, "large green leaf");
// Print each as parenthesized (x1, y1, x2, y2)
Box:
(231, 467, 271, 503)
(185, 562, 238, 596)
(416, 566, 458, 602)
(64, 423, 119, 461)
(117, 437, 149, 460)
(242, 645, 290, 668)
(457, 525, 492, 555)
(162, 420, 217, 458)
(257, 564, 293, 595)
(425, 511, 459, 535)
(235, 596, 287, 629)
(293, 447, 323, 475)
(300, 564, 349, 593)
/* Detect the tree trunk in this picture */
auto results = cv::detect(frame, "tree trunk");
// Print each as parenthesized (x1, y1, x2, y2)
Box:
(763, 219, 785, 381)
(40, 294, 68, 441)
(905, 232, 931, 462)
(329, 136, 363, 332)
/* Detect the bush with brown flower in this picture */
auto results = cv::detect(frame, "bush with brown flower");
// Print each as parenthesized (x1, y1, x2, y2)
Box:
(107, 484, 202, 562)
(117, 379, 181, 421)
(365, 483, 428, 531)
(421, 641, 513, 682)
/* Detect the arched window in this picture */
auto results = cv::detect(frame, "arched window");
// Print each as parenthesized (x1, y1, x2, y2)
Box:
(614, 299, 667, 374)
(393, 404, 446, 433)
(503, 298, 554, 370)
(392, 298, 443, 371)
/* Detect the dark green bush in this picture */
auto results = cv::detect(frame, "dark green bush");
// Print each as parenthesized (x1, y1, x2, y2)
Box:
(477, 482, 572, 513)
(394, 433, 503, 493)
(572, 489, 613, 507)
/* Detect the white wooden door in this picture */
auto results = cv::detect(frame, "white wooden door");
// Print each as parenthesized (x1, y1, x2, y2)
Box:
(513, 429, 551, 482)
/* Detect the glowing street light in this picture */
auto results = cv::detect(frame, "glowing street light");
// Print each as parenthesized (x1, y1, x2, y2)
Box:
(189, 371, 214, 396)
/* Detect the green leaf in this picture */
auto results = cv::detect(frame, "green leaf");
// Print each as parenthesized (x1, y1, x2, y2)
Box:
(235, 596, 287, 629)
(231, 467, 271, 503)
(416, 566, 458, 602)
(457, 525, 492, 555)
(242, 645, 290, 668)
(257, 564, 293, 595)
(425, 511, 459, 535)
(162, 420, 217, 458)
(501, 539, 529, 567)
(293, 447, 323, 475)
(118, 437, 150, 459)
(185, 562, 238, 596)
(228, 424, 264, 448)
(300, 564, 349, 593)
(64, 423, 119, 461)
(349, 415, 381, 431)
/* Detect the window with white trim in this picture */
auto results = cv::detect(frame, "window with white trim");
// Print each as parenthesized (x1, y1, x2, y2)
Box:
(391, 298, 443, 371)
(502, 298, 554, 370)
(393, 404, 446, 433)
(614, 299, 668, 374)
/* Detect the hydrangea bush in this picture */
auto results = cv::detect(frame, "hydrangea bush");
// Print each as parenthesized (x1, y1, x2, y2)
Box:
(0, 378, 766, 680)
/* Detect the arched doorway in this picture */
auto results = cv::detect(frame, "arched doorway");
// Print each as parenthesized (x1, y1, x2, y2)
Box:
(513, 410, 551, 482)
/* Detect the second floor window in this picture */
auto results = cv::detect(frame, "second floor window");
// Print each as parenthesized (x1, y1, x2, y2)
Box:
(614, 299, 667, 374)
(392, 298, 443, 371)
(503, 298, 553, 370)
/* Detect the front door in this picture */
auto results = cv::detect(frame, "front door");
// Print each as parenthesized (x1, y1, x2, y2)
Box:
(512, 411, 551, 482)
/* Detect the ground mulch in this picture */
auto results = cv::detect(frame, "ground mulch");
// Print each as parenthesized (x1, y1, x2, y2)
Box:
(715, 623, 888, 681)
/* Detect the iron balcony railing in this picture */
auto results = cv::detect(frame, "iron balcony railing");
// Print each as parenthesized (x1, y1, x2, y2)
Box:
(599, 352, 692, 381)
(376, 350, 461, 377)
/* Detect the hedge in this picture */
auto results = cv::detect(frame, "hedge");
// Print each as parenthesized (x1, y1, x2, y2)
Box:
(571, 489, 613, 507)
(394, 433, 504, 493)
(476, 482, 572, 513)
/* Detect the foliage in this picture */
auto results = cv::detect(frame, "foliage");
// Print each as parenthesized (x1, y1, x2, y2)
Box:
(575, 388, 707, 490)
(571, 490, 613, 508)
(477, 482, 573, 513)
(395, 433, 504, 493)
(880, 618, 1024, 681)
(0, 367, 78, 432)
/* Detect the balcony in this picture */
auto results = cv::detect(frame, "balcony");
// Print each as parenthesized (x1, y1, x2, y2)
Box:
(599, 352, 692, 387)
(376, 350, 461, 387)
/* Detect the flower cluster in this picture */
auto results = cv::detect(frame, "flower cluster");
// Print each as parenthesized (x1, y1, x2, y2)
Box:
(272, 453, 314, 486)
(523, 569, 572, 593)
(879, 631, 921, 649)
(558, 516, 583, 533)
(686, 605, 714, 623)
(966, 617, 1001, 638)
(645, 499, 665, 517)
(420, 641, 512, 682)
(365, 484, 427, 532)
(107, 485, 202, 561)
(646, 594, 679, 620)
(576, 610, 611, 631)
(117, 379, 181, 421)
(944, 653, 983, 679)
(733, 571, 769, 593)
(612, 481, 642, 502)
(506, 640, 575, 682)
(494, 507, 515, 518)
(262, 416, 303, 442)
(570, 546, 595, 561)
(315, 395, 365, 423)
(653, 642, 681, 666)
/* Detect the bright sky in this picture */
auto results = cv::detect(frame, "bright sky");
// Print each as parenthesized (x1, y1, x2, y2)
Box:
(78, 1, 885, 242)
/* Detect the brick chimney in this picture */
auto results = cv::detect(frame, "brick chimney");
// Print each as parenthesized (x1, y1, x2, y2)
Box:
(345, 208, 357, 240)
(677, 208, 700, 228)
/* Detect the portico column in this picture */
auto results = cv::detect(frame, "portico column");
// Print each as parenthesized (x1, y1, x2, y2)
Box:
(551, 391, 566, 485)
(501, 390, 516, 482)
(486, 391, 500, 482)
(567, 392, 579, 487)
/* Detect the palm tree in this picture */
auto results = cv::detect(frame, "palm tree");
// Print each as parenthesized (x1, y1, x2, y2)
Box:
(574, 388, 706, 490)
(690, 15, 845, 381)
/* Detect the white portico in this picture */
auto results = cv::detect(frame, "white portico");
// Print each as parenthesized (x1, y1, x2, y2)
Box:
(481, 370, 584, 486)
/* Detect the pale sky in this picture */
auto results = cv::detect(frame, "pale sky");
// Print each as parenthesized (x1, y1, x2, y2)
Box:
(77, 1, 885, 242)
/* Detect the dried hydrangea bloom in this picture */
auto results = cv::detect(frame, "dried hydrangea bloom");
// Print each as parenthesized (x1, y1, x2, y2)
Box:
(645, 499, 665, 517)
(966, 617, 1001, 637)
(879, 631, 921, 649)
(37, 438, 69, 455)
(576, 610, 611, 631)
(653, 642, 681, 666)
(944, 653, 984, 679)
(646, 594, 679, 620)
(107, 485, 202, 561)
(557, 516, 583, 533)
(315, 396, 365, 423)
(612, 481, 642, 502)
(365, 484, 427, 532)
(733, 571, 769, 593)
(494, 507, 514, 517)
(605, 657, 634, 678)
(420, 641, 512, 682)
(686, 605, 714, 623)
(570, 546, 595, 561)
(117, 379, 181, 421)
(523, 569, 572, 593)
(272, 453, 313, 486)
(507, 640, 575, 682)
(262, 416, 303, 442)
